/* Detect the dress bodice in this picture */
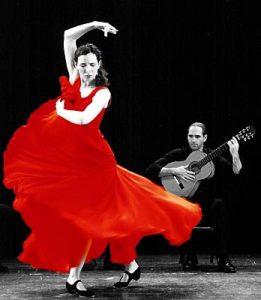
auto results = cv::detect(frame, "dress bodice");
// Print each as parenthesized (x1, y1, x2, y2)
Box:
(59, 76, 108, 130)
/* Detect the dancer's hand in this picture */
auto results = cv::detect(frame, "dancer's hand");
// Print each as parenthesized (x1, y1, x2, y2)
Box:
(56, 99, 65, 115)
(93, 21, 118, 37)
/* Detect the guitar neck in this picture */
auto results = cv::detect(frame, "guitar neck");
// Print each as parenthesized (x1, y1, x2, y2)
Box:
(197, 124, 256, 168)
(198, 142, 229, 168)
(198, 133, 241, 168)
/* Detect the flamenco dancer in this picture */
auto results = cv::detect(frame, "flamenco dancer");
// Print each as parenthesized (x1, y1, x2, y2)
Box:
(3, 21, 201, 298)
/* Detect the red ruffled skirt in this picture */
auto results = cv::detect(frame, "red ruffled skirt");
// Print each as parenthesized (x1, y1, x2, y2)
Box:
(3, 98, 201, 273)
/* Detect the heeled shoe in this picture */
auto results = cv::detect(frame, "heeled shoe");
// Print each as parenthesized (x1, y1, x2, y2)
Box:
(66, 280, 95, 298)
(113, 267, 141, 288)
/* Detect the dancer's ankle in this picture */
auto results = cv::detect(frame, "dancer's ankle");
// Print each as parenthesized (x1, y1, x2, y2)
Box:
(67, 275, 79, 285)
(126, 260, 139, 273)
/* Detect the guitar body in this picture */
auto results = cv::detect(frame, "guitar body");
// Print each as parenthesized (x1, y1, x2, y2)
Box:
(161, 151, 215, 198)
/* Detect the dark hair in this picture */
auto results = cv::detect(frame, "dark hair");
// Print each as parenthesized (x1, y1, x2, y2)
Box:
(188, 122, 207, 135)
(74, 43, 110, 87)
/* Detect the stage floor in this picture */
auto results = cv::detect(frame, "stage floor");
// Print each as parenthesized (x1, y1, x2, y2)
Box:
(0, 254, 260, 299)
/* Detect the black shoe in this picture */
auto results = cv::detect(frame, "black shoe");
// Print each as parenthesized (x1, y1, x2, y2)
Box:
(0, 264, 9, 273)
(113, 267, 141, 288)
(66, 280, 95, 297)
(217, 256, 236, 273)
(182, 254, 198, 271)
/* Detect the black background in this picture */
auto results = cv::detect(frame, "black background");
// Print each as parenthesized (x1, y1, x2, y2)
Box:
(0, 0, 260, 255)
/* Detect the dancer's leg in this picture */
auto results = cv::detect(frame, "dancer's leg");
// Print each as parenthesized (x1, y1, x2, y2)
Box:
(67, 239, 92, 291)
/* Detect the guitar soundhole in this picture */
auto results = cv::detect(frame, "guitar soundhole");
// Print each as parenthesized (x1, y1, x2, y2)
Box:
(189, 162, 201, 174)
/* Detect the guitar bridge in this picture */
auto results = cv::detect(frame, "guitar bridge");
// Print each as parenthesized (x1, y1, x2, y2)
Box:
(174, 176, 184, 189)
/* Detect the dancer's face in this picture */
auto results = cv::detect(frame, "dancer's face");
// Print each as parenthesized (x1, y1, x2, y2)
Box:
(76, 53, 100, 86)
(187, 126, 207, 151)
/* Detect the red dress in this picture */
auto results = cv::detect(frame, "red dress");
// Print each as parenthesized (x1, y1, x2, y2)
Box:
(3, 76, 202, 272)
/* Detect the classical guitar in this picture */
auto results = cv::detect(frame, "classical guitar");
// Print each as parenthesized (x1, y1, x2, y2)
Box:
(161, 126, 255, 198)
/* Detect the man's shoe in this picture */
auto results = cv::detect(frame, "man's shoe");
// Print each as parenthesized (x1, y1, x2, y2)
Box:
(0, 264, 9, 273)
(217, 256, 236, 273)
(182, 254, 198, 271)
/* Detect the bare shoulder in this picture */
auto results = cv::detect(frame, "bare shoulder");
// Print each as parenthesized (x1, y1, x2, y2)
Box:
(96, 87, 111, 99)
(94, 87, 111, 107)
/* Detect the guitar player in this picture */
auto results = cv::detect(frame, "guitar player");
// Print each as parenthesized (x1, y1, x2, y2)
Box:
(145, 122, 242, 273)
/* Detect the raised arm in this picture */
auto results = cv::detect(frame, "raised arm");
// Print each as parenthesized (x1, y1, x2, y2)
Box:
(63, 21, 118, 84)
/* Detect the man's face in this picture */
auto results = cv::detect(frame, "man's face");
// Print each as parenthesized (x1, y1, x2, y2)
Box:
(187, 126, 207, 151)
